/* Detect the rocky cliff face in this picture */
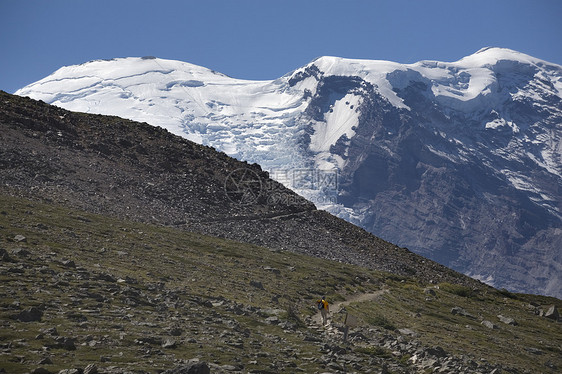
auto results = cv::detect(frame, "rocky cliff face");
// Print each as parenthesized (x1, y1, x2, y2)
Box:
(15, 48, 562, 297)
(311, 65, 562, 296)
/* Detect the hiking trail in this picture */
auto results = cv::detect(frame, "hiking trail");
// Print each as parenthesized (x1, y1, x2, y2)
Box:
(310, 289, 388, 326)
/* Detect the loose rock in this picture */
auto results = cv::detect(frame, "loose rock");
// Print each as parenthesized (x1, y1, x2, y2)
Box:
(161, 362, 211, 374)
(543, 305, 559, 320)
(84, 363, 98, 374)
(481, 320, 498, 329)
(0, 248, 14, 262)
(13, 234, 27, 242)
(161, 338, 177, 349)
(497, 314, 517, 326)
(12, 307, 43, 322)
(450, 307, 476, 319)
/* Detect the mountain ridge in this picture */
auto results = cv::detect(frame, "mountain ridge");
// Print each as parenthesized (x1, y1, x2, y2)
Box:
(14, 48, 562, 297)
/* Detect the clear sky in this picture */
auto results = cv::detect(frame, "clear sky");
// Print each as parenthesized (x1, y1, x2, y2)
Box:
(1, 0, 561, 94)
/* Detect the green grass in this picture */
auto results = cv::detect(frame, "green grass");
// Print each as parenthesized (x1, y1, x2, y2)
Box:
(438, 282, 474, 298)
(0, 193, 561, 373)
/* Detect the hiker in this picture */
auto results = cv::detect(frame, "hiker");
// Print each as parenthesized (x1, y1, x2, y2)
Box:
(316, 296, 330, 325)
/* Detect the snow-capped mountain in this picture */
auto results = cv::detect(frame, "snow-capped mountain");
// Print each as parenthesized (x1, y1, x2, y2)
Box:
(16, 47, 562, 297)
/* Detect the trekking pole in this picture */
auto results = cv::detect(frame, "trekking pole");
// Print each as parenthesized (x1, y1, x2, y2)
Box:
(343, 313, 349, 342)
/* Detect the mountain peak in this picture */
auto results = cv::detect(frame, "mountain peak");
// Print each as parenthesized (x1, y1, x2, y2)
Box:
(459, 46, 561, 68)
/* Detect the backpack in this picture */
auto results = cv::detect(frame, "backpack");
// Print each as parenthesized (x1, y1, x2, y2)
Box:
(317, 300, 324, 310)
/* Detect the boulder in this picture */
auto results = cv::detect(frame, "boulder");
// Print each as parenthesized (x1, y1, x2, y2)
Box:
(398, 328, 417, 337)
(13, 234, 27, 242)
(161, 362, 210, 374)
(249, 280, 264, 290)
(84, 364, 98, 374)
(12, 307, 43, 322)
(37, 357, 53, 365)
(57, 369, 81, 374)
(11, 248, 31, 257)
(425, 346, 447, 358)
(61, 260, 76, 268)
(29, 368, 52, 374)
(424, 288, 436, 296)
(169, 327, 183, 336)
(497, 314, 517, 326)
(161, 338, 177, 349)
(544, 305, 559, 320)
(40, 327, 59, 336)
(134, 336, 162, 345)
(0, 248, 13, 262)
(265, 316, 280, 325)
(54, 336, 76, 351)
(481, 320, 498, 329)
(450, 307, 476, 319)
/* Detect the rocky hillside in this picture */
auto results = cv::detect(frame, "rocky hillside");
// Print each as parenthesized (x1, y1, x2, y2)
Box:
(1, 194, 561, 374)
(0, 91, 465, 285)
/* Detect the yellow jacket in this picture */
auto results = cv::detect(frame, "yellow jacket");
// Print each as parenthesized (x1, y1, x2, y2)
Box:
(317, 299, 329, 310)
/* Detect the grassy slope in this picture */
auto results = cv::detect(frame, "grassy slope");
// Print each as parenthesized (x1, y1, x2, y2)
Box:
(0, 193, 560, 373)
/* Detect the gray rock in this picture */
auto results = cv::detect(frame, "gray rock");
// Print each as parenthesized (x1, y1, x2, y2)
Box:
(217, 364, 238, 371)
(161, 338, 177, 349)
(40, 327, 59, 336)
(54, 336, 76, 351)
(37, 357, 53, 365)
(265, 316, 280, 325)
(263, 266, 280, 275)
(12, 307, 43, 322)
(398, 328, 417, 336)
(57, 369, 81, 374)
(10, 248, 30, 257)
(424, 288, 436, 296)
(61, 260, 76, 268)
(450, 307, 476, 319)
(134, 336, 162, 345)
(0, 248, 13, 262)
(13, 234, 26, 242)
(544, 305, 559, 320)
(249, 280, 264, 290)
(525, 347, 543, 355)
(169, 327, 183, 336)
(426, 346, 447, 358)
(497, 314, 517, 325)
(30, 368, 52, 374)
(481, 320, 498, 329)
(84, 364, 98, 374)
(161, 362, 210, 374)
(94, 273, 117, 282)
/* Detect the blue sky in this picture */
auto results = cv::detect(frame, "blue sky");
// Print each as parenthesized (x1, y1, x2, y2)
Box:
(1, 0, 561, 93)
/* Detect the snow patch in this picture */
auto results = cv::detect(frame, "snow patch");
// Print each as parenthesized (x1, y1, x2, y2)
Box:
(309, 93, 361, 153)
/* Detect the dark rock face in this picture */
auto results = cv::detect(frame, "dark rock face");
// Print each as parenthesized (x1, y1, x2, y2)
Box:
(299, 67, 562, 297)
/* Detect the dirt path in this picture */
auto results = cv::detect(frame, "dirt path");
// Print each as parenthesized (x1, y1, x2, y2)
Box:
(311, 289, 388, 326)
